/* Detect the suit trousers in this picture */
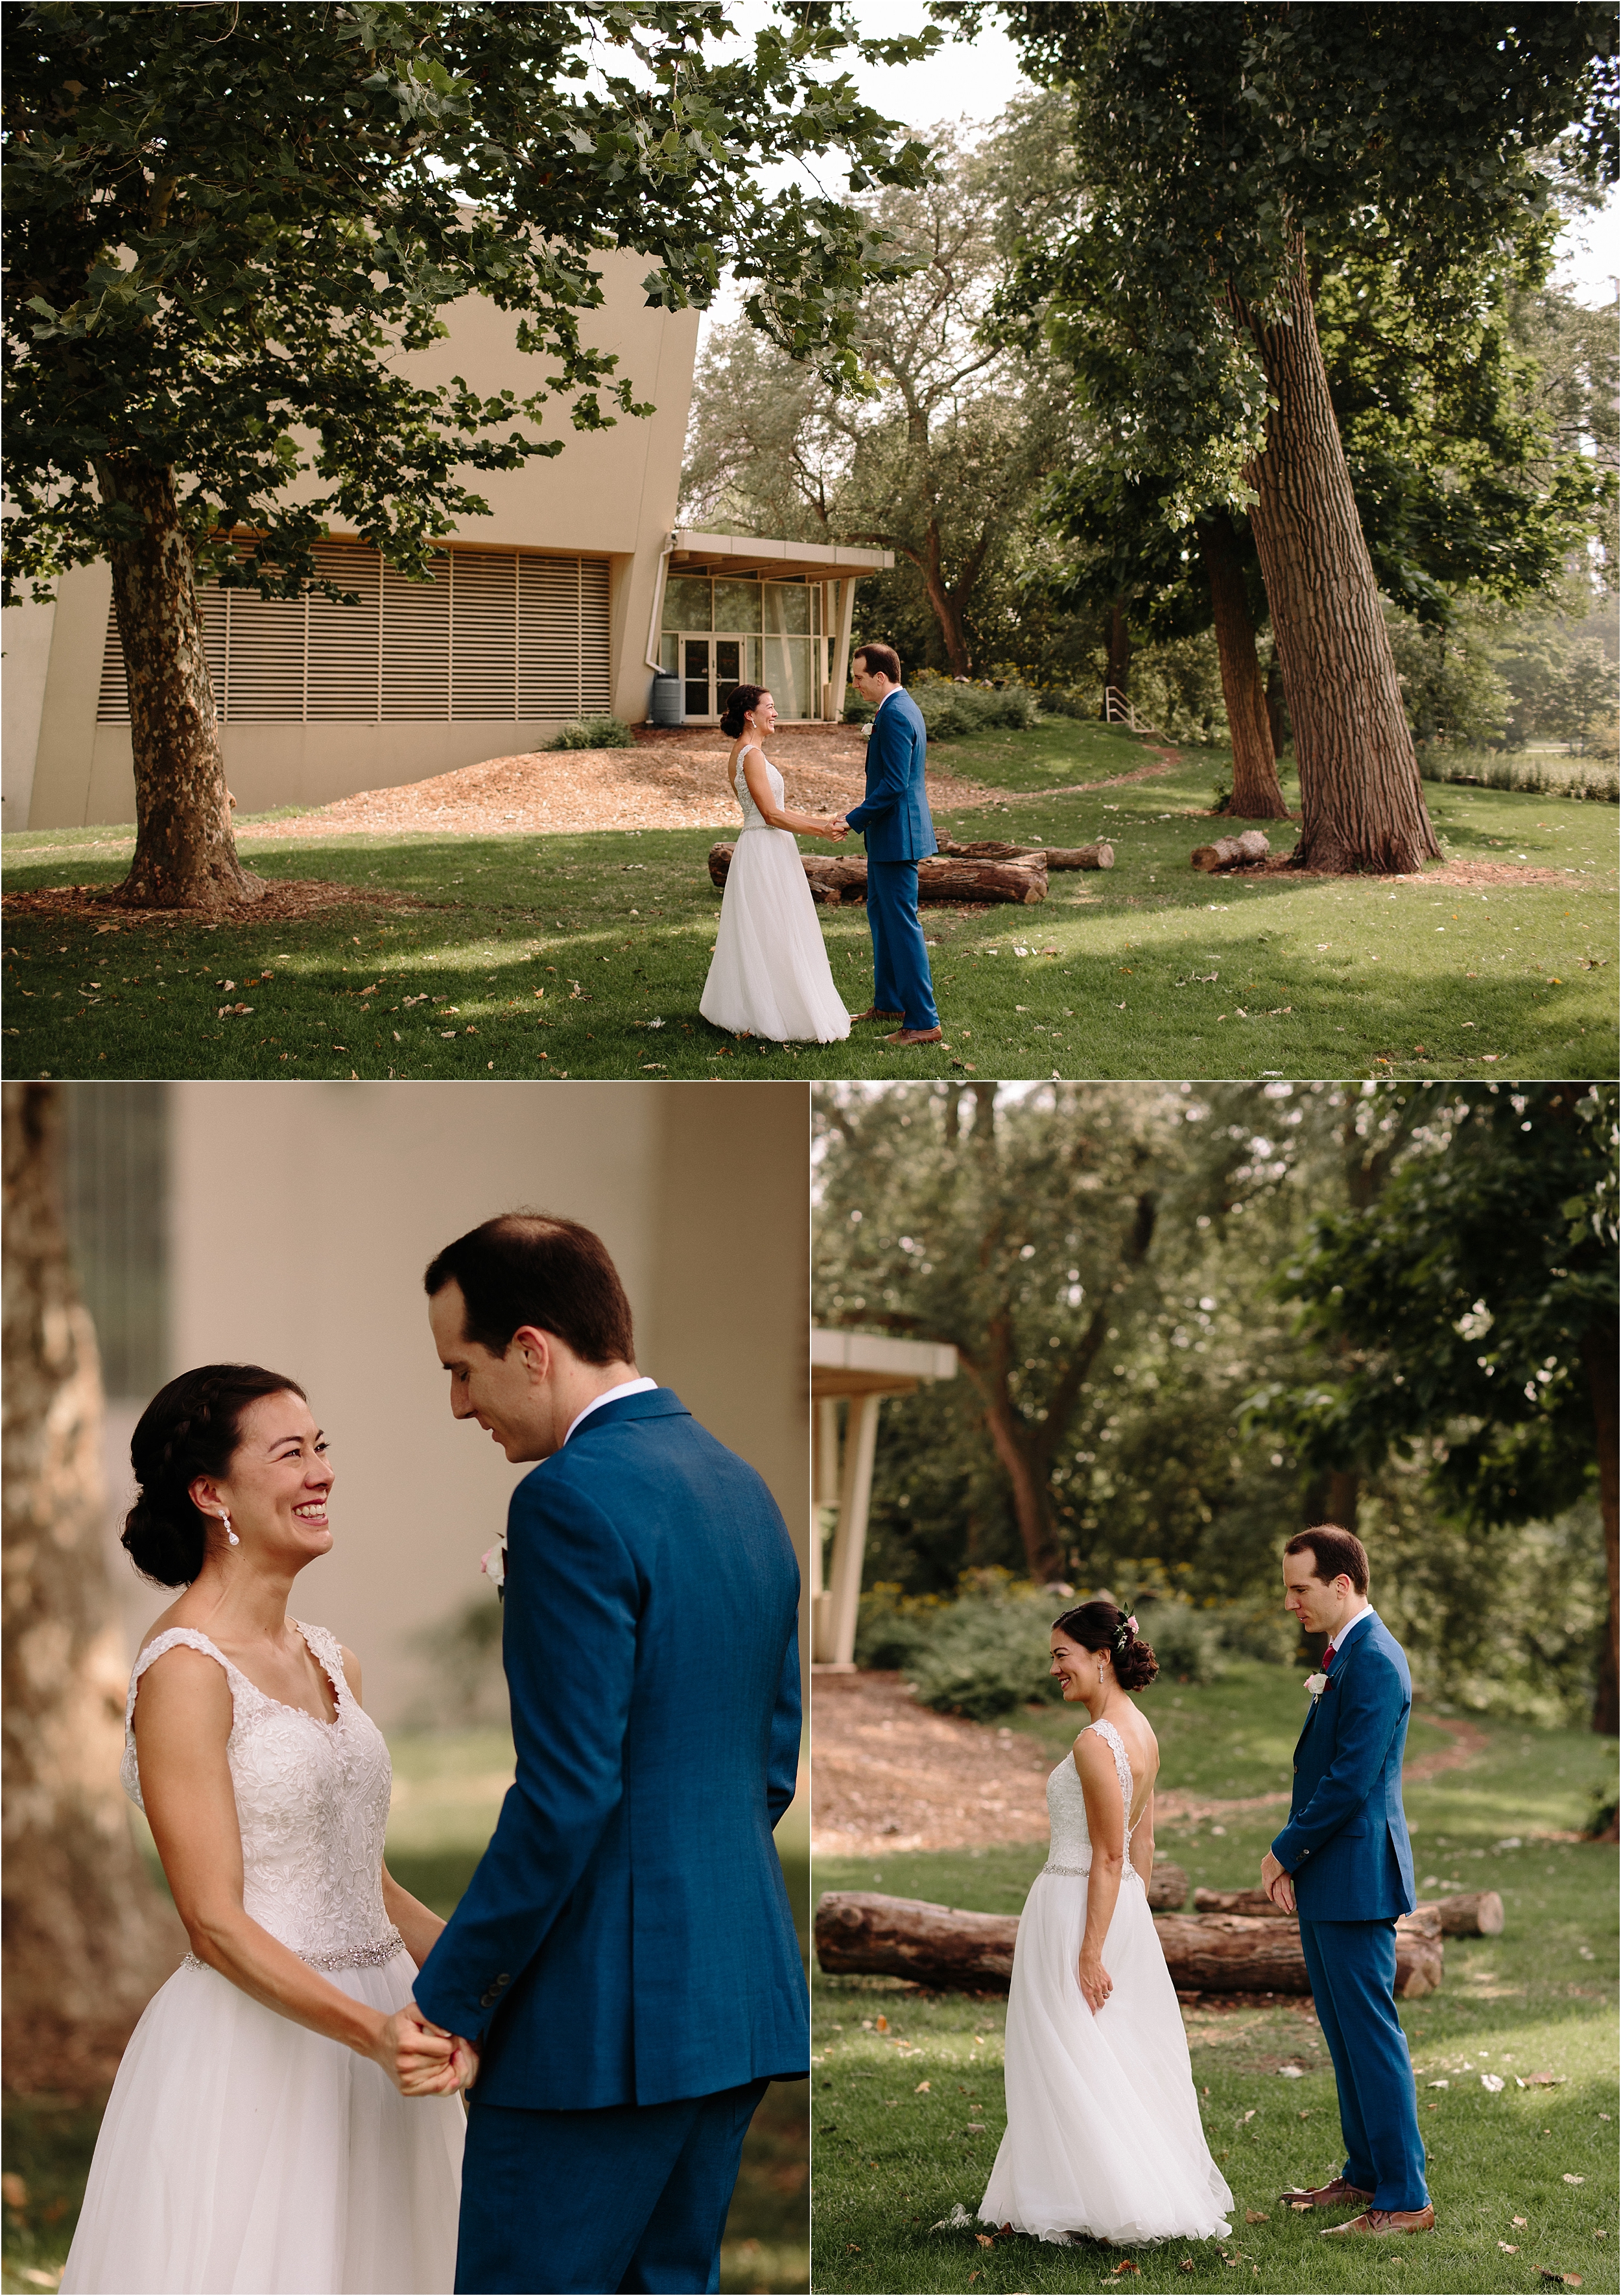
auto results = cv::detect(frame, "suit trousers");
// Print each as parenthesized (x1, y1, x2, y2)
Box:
(454, 2079, 770, 2294)
(866, 860, 939, 1030)
(1298, 1919, 1428, 2213)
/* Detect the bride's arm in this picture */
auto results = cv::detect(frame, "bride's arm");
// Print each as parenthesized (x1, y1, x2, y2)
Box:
(340, 1647, 449, 1971)
(1074, 1733, 1126, 2013)
(739, 746, 846, 840)
(133, 1648, 459, 2096)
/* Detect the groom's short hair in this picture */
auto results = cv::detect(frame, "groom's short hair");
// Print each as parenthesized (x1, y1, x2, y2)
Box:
(1283, 1524, 1369, 1594)
(423, 1213, 634, 1366)
(852, 642, 901, 684)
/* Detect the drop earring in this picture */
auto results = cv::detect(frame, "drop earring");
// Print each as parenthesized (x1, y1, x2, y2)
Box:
(221, 1511, 240, 1548)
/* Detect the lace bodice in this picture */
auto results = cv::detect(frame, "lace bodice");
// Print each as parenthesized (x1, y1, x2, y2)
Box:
(1043, 1718, 1141, 1883)
(123, 1622, 403, 1971)
(735, 746, 786, 833)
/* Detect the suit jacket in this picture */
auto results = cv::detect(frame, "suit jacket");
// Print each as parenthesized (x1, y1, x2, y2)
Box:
(1272, 1609, 1417, 1923)
(412, 1387, 807, 2109)
(846, 688, 937, 862)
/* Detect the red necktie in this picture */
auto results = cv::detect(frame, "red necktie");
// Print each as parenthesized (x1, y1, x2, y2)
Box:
(1323, 1643, 1336, 1673)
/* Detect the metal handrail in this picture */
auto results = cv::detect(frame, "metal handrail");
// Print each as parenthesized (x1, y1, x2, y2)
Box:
(1104, 684, 1157, 736)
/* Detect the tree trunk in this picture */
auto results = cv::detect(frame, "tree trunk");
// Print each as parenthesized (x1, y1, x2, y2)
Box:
(1191, 831, 1270, 872)
(1234, 243, 1440, 873)
(815, 1893, 1442, 1997)
(1264, 649, 1288, 757)
(980, 1399, 1063, 1583)
(707, 846, 1050, 906)
(96, 460, 261, 911)
(916, 518, 974, 678)
(1583, 1322, 1618, 1736)
(1198, 510, 1288, 820)
(1103, 598, 1131, 708)
(2, 1085, 185, 2098)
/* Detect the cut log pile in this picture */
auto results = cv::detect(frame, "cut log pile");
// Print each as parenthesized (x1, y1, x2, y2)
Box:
(816, 1885, 1455, 2000)
(707, 844, 1052, 906)
(936, 836, 1115, 871)
(1192, 1886, 1502, 1937)
(1190, 831, 1270, 872)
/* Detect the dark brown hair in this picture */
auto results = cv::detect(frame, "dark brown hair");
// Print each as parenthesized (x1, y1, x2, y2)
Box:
(1051, 1598, 1159, 1693)
(720, 683, 768, 739)
(124, 1365, 309, 1587)
(424, 1213, 634, 1366)
(852, 641, 901, 684)
(1283, 1524, 1369, 1594)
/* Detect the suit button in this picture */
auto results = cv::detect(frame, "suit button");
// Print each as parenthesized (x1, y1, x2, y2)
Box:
(496, 1972, 510, 1987)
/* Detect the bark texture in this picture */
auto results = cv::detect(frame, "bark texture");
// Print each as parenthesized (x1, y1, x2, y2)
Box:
(2, 1085, 185, 2096)
(1194, 1888, 1502, 1938)
(1198, 510, 1287, 819)
(1234, 243, 1439, 873)
(1104, 599, 1131, 707)
(97, 460, 261, 911)
(1191, 831, 1270, 873)
(936, 838, 1115, 871)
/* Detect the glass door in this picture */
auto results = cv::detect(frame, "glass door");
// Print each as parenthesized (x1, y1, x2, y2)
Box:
(683, 637, 713, 720)
(678, 635, 753, 719)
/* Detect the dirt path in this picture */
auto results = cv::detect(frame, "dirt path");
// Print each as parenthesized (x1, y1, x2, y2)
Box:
(812, 1670, 1489, 1854)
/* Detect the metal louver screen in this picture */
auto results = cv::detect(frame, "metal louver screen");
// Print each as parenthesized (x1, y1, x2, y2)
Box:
(96, 543, 613, 725)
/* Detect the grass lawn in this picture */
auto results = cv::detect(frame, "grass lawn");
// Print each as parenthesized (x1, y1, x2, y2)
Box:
(810, 1666, 1619, 2296)
(5, 720, 1613, 1082)
(0, 1730, 810, 2296)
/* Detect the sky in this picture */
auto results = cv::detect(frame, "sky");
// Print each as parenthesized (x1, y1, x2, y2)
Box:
(696, 1, 1618, 343)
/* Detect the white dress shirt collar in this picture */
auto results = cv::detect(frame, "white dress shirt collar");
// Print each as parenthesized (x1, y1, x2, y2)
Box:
(563, 1375, 658, 1446)
(1327, 1601, 1374, 1659)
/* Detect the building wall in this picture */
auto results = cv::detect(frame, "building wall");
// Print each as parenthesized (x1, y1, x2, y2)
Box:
(100, 1082, 809, 1726)
(13, 252, 699, 830)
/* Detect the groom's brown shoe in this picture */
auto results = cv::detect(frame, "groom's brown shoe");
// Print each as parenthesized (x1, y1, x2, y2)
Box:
(1320, 2207, 1434, 2236)
(884, 1026, 944, 1047)
(1279, 2178, 1374, 2210)
(851, 1006, 903, 1023)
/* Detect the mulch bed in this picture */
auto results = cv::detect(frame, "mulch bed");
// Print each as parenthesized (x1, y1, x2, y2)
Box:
(1, 881, 438, 929)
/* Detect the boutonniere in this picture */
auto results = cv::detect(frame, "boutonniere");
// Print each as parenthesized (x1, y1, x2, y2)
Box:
(480, 1534, 506, 1596)
(1305, 1671, 1329, 1703)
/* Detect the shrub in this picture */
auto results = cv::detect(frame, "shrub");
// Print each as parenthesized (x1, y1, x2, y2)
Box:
(547, 713, 635, 750)
(901, 1570, 1063, 1721)
(1131, 1600, 1225, 1686)
(853, 1582, 941, 1672)
(1416, 747, 1618, 802)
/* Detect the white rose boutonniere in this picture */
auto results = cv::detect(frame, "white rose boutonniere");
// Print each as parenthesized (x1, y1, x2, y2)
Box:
(480, 1535, 506, 1592)
(1305, 1670, 1329, 1702)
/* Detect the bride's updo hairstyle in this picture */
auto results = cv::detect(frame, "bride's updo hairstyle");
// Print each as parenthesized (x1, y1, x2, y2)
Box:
(720, 683, 766, 739)
(1051, 1598, 1159, 1692)
(123, 1364, 307, 1587)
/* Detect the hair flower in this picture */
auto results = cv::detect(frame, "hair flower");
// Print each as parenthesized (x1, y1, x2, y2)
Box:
(1126, 1615, 1139, 1636)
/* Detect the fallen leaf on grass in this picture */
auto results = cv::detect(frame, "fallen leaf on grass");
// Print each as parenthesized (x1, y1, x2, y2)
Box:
(1179, 2262, 1195, 2275)
(1427, 2079, 1449, 2089)
(1482, 2074, 1506, 2092)
(1539, 2274, 1581, 2288)
(1514, 2218, 1529, 2227)
(1245, 2210, 1270, 2223)
(1563, 2175, 1585, 2186)
(1108, 2261, 1141, 2276)
(1525, 2072, 1566, 2087)
(975, 2233, 995, 2249)
(1500, 2242, 1521, 2253)
(916, 2080, 930, 2093)
(875, 2016, 889, 2033)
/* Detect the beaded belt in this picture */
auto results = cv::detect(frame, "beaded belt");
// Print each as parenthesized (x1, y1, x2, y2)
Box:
(1041, 1862, 1090, 1877)
(182, 1926, 405, 1976)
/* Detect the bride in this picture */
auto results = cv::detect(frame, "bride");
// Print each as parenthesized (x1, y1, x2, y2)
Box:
(699, 683, 853, 1044)
(62, 1364, 466, 2295)
(979, 1600, 1233, 2248)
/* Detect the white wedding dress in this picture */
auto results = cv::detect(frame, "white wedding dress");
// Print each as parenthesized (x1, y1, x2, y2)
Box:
(699, 748, 852, 1043)
(979, 1719, 1233, 2247)
(61, 1622, 463, 2295)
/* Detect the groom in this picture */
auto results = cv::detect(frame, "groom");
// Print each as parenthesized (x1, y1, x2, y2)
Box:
(836, 642, 943, 1047)
(409, 1212, 808, 2294)
(1262, 1526, 1434, 2238)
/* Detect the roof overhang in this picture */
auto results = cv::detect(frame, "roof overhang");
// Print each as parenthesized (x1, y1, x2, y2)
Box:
(669, 529, 893, 583)
(810, 1327, 958, 1401)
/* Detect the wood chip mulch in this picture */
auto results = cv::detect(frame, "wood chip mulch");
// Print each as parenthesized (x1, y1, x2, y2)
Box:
(812, 1668, 1490, 1856)
(1, 880, 435, 929)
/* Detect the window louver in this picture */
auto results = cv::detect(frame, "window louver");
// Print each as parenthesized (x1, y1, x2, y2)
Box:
(96, 543, 613, 726)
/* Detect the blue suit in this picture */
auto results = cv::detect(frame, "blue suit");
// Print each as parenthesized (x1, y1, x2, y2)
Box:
(413, 1388, 807, 2292)
(1272, 1610, 1428, 2214)
(846, 687, 939, 1030)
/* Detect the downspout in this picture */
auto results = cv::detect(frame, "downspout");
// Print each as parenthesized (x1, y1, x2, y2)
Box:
(644, 532, 676, 674)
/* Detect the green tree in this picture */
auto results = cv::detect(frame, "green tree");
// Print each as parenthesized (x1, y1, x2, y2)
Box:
(681, 117, 1065, 676)
(964, 1, 1616, 871)
(1264, 1083, 1620, 1733)
(3, 1, 931, 907)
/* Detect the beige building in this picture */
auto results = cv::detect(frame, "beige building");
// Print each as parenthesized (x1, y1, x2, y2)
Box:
(73, 1081, 811, 1727)
(5, 255, 890, 832)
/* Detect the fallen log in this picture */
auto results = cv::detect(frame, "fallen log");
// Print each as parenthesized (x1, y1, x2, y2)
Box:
(707, 845, 1048, 906)
(1193, 1886, 1501, 1938)
(1146, 1861, 1189, 1911)
(937, 836, 1115, 871)
(1191, 831, 1270, 872)
(814, 1890, 1443, 1998)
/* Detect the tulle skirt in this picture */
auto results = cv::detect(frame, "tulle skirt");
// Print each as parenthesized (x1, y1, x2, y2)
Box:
(60, 1950, 464, 2294)
(980, 1869, 1233, 2247)
(700, 825, 851, 1043)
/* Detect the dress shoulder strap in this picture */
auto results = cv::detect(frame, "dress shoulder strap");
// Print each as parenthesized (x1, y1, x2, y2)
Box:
(293, 1619, 350, 1702)
(126, 1627, 246, 1729)
(1087, 1717, 1135, 1833)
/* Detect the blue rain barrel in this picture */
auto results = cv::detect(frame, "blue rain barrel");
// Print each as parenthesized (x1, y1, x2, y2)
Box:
(649, 670, 684, 728)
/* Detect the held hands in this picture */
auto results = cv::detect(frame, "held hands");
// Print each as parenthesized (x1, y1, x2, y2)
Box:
(1260, 1851, 1296, 1915)
(1077, 1950, 1113, 2015)
(376, 2001, 479, 2097)
(825, 816, 849, 841)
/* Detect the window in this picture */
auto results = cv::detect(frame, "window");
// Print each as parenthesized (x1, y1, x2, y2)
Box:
(95, 542, 612, 725)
